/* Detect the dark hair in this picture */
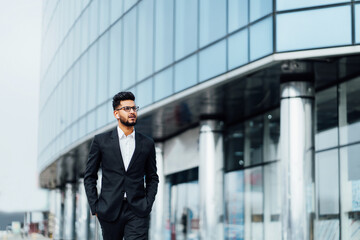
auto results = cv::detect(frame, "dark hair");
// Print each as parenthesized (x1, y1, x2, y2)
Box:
(112, 91, 135, 110)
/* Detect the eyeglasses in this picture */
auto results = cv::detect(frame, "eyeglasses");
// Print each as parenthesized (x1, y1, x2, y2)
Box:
(115, 106, 139, 112)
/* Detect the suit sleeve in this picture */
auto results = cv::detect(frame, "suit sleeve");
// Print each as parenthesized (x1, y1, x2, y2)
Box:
(145, 141, 159, 208)
(84, 135, 102, 215)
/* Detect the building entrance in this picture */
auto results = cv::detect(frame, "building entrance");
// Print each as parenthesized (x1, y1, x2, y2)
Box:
(170, 181, 200, 240)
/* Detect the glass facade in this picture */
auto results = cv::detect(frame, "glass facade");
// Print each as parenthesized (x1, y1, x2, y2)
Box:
(39, 1, 360, 239)
(39, 0, 360, 171)
(224, 109, 281, 240)
(315, 76, 360, 239)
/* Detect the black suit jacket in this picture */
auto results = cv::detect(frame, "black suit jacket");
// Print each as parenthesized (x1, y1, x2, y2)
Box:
(84, 128, 159, 221)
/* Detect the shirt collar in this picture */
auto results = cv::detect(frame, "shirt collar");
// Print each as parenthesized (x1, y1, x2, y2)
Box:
(117, 126, 135, 139)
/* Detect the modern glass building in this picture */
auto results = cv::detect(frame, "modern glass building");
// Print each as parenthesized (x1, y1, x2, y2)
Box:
(39, 0, 360, 239)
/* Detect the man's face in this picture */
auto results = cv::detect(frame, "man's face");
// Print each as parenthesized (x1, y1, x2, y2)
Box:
(114, 100, 137, 126)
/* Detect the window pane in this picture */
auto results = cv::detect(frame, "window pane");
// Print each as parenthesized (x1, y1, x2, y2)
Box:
(224, 171, 245, 239)
(122, 8, 137, 89)
(199, 0, 226, 47)
(174, 55, 197, 92)
(316, 150, 340, 215)
(155, 0, 174, 71)
(264, 109, 280, 162)
(315, 87, 338, 151)
(175, 0, 198, 60)
(124, 0, 137, 13)
(228, 0, 248, 33)
(245, 116, 263, 166)
(315, 150, 340, 240)
(87, 110, 96, 134)
(110, 0, 123, 24)
(88, 44, 98, 111)
(109, 20, 122, 96)
(340, 144, 360, 240)
(245, 167, 264, 239)
(154, 67, 173, 101)
(99, 0, 110, 34)
(199, 40, 226, 82)
(89, 0, 99, 44)
(228, 29, 248, 70)
(356, 4, 360, 43)
(250, 0, 272, 22)
(136, 78, 153, 107)
(277, 0, 349, 11)
(97, 32, 109, 105)
(276, 6, 352, 52)
(96, 103, 108, 129)
(79, 54, 88, 117)
(250, 16, 273, 61)
(225, 123, 245, 171)
(137, 0, 154, 81)
(339, 76, 360, 145)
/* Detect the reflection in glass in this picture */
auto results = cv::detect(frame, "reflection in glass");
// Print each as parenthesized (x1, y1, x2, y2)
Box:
(245, 167, 264, 239)
(340, 144, 360, 239)
(137, 0, 154, 82)
(314, 150, 340, 240)
(199, 0, 226, 47)
(225, 124, 245, 171)
(250, 17, 273, 61)
(171, 181, 200, 240)
(224, 171, 245, 240)
(339, 77, 360, 145)
(276, 6, 351, 52)
(228, 29, 248, 70)
(175, 0, 198, 60)
(155, 0, 174, 71)
(228, 0, 248, 33)
(175, 55, 197, 92)
(245, 116, 263, 166)
(315, 87, 338, 151)
(263, 109, 280, 162)
(199, 40, 226, 82)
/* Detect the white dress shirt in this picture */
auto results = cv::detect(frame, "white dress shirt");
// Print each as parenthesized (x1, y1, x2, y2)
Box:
(117, 126, 135, 198)
(117, 126, 136, 171)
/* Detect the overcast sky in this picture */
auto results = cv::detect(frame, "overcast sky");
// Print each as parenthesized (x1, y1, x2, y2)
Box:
(0, 0, 48, 212)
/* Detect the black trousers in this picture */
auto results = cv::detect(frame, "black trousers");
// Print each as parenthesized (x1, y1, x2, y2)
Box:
(98, 200, 150, 240)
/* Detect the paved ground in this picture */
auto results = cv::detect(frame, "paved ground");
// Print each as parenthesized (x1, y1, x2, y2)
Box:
(0, 233, 50, 240)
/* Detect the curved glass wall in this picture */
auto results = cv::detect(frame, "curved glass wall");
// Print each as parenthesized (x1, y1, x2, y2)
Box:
(39, 0, 360, 171)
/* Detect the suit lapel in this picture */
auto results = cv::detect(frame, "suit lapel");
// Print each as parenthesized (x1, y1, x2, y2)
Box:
(110, 128, 125, 170)
(127, 132, 143, 171)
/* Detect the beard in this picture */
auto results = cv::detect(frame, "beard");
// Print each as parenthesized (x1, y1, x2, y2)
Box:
(120, 115, 137, 126)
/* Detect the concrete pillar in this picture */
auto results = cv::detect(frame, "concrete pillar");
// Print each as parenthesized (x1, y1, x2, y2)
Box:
(280, 81, 315, 240)
(199, 119, 224, 240)
(63, 183, 76, 240)
(54, 188, 64, 240)
(149, 143, 165, 240)
(76, 179, 89, 240)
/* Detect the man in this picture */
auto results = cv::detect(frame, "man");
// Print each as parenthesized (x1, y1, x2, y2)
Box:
(84, 91, 159, 240)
